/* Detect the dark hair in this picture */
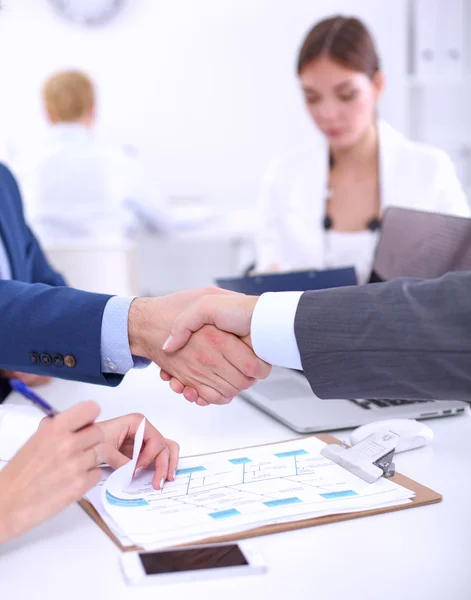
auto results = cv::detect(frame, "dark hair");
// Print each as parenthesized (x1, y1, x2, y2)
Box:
(297, 16, 380, 78)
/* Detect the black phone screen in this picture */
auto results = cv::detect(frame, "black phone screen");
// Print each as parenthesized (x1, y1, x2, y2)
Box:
(139, 544, 248, 575)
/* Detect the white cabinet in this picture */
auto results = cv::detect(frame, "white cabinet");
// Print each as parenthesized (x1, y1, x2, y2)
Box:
(412, 0, 466, 82)
(408, 0, 471, 198)
(440, 0, 466, 79)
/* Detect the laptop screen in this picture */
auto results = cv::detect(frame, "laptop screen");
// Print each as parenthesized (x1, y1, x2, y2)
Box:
(369, 207, 471, 283)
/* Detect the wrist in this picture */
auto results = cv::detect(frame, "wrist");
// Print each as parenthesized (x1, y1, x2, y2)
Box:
(128, 297, 152, 358)
(128, 297, 170, 360)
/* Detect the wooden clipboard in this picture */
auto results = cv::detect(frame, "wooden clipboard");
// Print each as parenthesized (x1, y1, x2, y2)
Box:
(79, 433, 442, 552)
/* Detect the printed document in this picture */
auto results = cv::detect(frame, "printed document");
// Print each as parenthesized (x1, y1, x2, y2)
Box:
(84, 420, 414, 549)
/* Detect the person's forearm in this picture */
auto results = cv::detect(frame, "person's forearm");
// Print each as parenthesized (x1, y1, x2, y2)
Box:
(0, 280, 113, 385)
(0, 480, 17, 543)
(295, 272, 471, 401)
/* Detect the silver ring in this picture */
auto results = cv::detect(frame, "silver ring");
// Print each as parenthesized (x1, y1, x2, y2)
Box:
(95, 448, 105, 467)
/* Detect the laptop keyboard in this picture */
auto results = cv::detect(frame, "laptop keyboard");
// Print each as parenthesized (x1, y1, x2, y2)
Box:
(253, 378, 311, 400)
(349, 399, 433, 410)
(253, 375, 438, 408)
(254, 378, 437, 407)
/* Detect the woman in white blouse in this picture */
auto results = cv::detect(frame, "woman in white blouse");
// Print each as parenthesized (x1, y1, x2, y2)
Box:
(256, 16, 470, 283)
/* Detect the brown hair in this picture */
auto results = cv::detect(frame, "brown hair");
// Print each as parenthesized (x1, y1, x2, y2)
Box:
(42, 70, 95, 122)
(297, 16, 380, 78)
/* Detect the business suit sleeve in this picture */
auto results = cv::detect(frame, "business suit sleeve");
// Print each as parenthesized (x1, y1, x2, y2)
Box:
(1, 163, 66, 287)
(24, 224, 67, 286)
(0, 279, 121, 387)
(294, 271, 471, 402)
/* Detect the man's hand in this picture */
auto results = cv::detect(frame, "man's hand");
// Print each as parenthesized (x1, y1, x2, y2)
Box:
(128, 289, 270, 405)
(95, 414, 179, 490)
(0, 401, 103, 544)
(163, 294, 260, 352)
(0, 370, 52, 387)
(160, 294, 261, 405)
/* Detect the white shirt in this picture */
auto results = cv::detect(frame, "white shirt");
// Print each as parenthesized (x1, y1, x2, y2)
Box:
(256, 120, 471, 274)
(14, 124, 178, 245)
(324, 230, 379, 284)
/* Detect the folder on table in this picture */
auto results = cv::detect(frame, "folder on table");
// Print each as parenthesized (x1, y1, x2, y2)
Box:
(79, 433, 442, 552)
(215, 266, 357, 294)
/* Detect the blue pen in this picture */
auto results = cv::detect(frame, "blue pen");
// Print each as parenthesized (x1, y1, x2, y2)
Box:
(9, 378, 59, 418)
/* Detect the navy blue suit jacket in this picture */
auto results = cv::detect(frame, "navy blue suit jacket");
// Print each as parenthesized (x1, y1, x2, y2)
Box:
(0, 163, 122, 401)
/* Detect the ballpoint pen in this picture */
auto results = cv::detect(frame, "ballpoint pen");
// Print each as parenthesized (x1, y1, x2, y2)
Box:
(9, 378, 109, 467)
(9, 378, 59, 418)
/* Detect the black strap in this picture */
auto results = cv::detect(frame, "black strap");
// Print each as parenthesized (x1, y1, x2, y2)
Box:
(323, 215, 381, 231)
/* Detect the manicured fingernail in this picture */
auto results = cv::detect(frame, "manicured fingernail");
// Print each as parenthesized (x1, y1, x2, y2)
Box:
(160, 477, 165, 490)
(162, 335, 173, 351)
(172, 469, 176, 481)
(134, 466, 143, 477)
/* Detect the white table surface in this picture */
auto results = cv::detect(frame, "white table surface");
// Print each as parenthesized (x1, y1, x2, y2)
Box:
(1, 365, 470, 600)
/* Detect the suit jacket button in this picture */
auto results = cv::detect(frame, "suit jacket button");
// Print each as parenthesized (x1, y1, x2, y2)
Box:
(40, 353, 52, 366)
(53, 354, 64, 367)
(64, 355, 76, 368)
(29, 352, 40, 364)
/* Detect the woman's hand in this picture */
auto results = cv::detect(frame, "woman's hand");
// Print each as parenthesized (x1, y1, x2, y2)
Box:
(96, 414, 180, 490)
(0, 401, 103, 544)
(0, 406, 180, 544)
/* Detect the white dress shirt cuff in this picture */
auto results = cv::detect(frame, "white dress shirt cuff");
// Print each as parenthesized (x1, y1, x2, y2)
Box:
(0, 407, 43, 462)
(101, 296, 151, 374)
(251, 291, 303, 369)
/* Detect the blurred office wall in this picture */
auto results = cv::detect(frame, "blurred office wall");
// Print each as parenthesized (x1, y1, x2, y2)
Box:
(0, 0, 408, 210)
(409, 0, 471, 197)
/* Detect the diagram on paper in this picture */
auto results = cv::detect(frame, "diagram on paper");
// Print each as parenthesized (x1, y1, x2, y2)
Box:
(85, 429, 414, 549)
(105, 447, 360, 517)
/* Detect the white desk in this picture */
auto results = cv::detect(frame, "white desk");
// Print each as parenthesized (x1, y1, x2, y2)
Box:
(1, 366, 470, 600)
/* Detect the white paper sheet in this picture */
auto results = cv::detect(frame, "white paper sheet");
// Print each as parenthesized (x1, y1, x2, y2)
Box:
(84, 424, 415, 550)
(102, 417, 146, 506)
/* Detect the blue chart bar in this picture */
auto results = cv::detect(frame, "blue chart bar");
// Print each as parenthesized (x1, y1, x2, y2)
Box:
(274, 449, 308, 458)
(176, 466, 207, 476)
(264, 497, 302, 508)
(105, 491, 148, 507)
(229, 457, 252, 465)
(209, 508, 241, 520)
(320, 490, 357, 500)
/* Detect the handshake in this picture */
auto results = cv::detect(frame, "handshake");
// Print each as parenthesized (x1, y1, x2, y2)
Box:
(0, 288, 266, 545)
(128, 288, 267, 406)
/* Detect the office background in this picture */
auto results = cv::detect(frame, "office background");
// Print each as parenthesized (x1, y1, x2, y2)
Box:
(0, 0, 469, 294)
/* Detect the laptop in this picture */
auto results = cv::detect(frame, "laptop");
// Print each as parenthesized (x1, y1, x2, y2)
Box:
(239, 207, 471, 432)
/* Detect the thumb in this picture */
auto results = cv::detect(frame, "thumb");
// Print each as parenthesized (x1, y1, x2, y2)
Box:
(99, 445, 131, 470)
(163, 295, 256, 353)
(162, 297, 216, 353)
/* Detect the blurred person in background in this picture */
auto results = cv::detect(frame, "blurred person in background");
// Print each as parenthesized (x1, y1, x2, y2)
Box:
(18, 70, 194, 244)
(255, 16, 470, 282)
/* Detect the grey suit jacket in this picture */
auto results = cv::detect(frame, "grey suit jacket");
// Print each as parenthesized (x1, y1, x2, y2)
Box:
(294, 271, 471, 401)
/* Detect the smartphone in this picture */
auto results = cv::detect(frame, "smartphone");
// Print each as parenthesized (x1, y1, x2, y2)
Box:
(120, 542, 267, 586)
